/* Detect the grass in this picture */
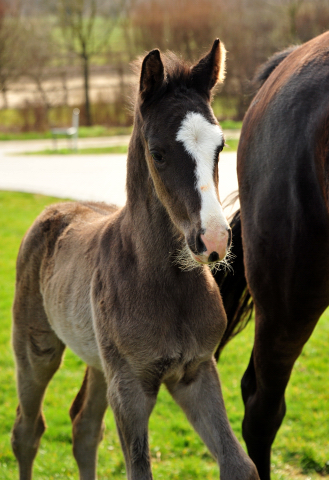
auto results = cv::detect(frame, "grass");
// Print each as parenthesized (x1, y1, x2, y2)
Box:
(19, 145, 129, 155)
(219, 119, 242, 130)
(8, 128, 238, 156)
(0, 191, 328, 479)
(224, 138, 239, 151)
(16, 142, 238, 156)
(0, 124, 133, 141)
(0, 112, 240, 142)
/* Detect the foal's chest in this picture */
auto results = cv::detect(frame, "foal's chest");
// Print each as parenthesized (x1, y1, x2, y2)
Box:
(93, 266, 226, 365)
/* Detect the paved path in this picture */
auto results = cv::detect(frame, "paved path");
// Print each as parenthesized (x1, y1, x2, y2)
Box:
(0, 135, 132, 154)
(0, 136, 238, 210)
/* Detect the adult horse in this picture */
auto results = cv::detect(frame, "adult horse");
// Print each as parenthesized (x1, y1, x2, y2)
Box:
(11, 41, 259, 480)
(215, 31, 329, 480)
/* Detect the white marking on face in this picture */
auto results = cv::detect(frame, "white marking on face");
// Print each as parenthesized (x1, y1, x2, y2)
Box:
(176, 111, 229, 235)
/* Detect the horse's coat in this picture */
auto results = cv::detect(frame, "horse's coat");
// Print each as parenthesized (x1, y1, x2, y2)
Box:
(215, 31, 329, 480)
(11, 41, 259, 480)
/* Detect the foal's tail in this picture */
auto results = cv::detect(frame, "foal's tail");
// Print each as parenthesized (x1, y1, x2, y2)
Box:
(213, 210, 254, 360)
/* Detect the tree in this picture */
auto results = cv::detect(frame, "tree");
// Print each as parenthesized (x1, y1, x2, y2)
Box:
(0, 1, 25, 108)
(57, 0, 127, 125)
(217, 0, 280, 118)
(127, 0, 219, 61)
(19, 19, 58, 121)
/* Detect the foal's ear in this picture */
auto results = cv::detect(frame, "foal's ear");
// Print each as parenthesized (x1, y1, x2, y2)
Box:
(191, 39, 226, 97)
(140, 49, 164, 100)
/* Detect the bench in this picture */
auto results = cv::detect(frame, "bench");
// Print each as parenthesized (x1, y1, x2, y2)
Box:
(51, 108, 80, 151)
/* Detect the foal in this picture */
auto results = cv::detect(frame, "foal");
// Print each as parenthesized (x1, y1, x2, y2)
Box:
(11, 41, 259, 480)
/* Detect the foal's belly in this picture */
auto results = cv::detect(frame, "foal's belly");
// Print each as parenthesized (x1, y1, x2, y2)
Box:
(54, 313, 103, 370)
(49, 308, 103, 370)
(42, 278, 104, 371)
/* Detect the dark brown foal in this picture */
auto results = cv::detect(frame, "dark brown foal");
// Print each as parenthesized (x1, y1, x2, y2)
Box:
(11, 41, 259, 480)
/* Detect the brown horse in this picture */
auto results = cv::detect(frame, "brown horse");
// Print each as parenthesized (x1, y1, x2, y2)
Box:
(11, 41, 259, 480)
(215, 31, 329, 480)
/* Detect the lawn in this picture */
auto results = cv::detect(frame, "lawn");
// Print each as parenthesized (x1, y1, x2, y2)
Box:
(20, 145, 129, 155)
(16, 141, 238, 156)
(0, 191, 328, 479)
(0, 120, 241, 142)
(0, 124, 133, 141)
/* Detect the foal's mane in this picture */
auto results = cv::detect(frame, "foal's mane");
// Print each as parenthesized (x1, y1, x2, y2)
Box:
(129, 51, 190, 110)
(129, 50, 220, 110)
(132, 50, 190, 85)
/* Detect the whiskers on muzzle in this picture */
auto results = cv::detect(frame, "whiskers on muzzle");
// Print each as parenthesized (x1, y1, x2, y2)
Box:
(172, 242, 235, 273)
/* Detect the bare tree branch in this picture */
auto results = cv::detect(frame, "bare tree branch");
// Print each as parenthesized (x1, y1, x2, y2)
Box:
(56, 0, 128, 125)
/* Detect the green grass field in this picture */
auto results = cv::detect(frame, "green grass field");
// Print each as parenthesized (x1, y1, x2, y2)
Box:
(19, 145, 129, 156)
(16, 140, 238, 156)
(0, 120, 241, 142)
(0, 191, 328, 479)
(0, 124, 133, 141)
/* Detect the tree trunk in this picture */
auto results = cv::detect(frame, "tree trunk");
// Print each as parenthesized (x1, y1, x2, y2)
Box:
(1, 85, 8, 109)
(82, 53, 92, 126)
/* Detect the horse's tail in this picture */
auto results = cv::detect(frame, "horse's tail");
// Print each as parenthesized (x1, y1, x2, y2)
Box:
(253, 45, 298, 88)
(213, 210, 254, 360)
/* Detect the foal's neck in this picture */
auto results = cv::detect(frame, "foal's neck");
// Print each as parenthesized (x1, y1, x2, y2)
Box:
(123, 119, 183, 263)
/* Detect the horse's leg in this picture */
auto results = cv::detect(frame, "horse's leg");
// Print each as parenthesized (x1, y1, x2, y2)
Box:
(107, 365, 158, 480)
(166, 359, 260, 480)
(11, 300, 65, 480)
(241, 308, 322, 480)
(69, 366, 108, 480)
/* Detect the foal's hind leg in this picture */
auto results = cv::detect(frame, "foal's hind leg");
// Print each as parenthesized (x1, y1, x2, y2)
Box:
(70, 366, 108, 480)
(11, 300, 65, 480)
(166, 359, 260, 480)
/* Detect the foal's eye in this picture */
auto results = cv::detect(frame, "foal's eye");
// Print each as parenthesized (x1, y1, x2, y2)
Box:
(215, 144, 224, 161)
(151, 151, 164, 164)
(218, 143, 225, 154)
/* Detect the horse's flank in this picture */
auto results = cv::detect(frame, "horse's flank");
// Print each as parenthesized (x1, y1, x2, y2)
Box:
(216, 30, 329, 480)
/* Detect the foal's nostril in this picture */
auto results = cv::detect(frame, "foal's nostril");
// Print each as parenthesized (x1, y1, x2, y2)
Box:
(227, 227, 232, 248)
(196, 232, 206, 254)
(208, 251, 220, 263)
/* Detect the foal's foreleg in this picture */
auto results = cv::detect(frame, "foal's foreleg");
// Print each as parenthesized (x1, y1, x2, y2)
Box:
(70, 366, 108, 480)
(166, 359, 259, 480)
(107, 367, 158, 480)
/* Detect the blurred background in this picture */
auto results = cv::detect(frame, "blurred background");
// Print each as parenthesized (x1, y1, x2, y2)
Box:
(1, 0, 329, 134)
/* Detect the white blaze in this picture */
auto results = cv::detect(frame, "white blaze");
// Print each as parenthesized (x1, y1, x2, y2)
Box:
(176, 111, 229, 234)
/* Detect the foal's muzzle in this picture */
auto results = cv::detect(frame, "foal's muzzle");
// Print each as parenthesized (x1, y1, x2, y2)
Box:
(189, 227, 232, 265)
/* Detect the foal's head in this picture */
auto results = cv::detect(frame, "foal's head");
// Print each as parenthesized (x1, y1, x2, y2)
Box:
(137, 40, 231, 269)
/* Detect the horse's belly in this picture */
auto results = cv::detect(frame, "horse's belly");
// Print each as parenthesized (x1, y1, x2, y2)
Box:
(43, 290, 103, 371)
(51, 311, 103, 370)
